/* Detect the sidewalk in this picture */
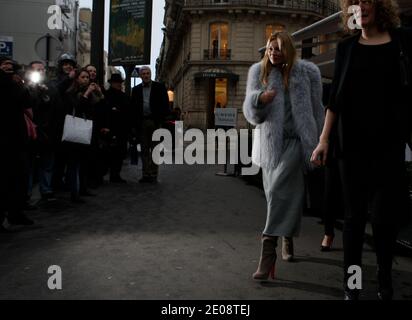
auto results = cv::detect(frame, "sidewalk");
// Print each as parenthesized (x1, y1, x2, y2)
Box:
(0, 162, 411, 300)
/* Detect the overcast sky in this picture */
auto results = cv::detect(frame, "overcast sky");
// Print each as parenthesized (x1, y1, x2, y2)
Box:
(79, 0, 165, 75)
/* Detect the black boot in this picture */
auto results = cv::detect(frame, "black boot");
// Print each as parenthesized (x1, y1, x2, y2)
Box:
(344, 289, 360, 301)
(377, 266, 393, 300)
(0, 225, 12, 233)
(7, 212, 34, 226)
(372, 224, 397, 301)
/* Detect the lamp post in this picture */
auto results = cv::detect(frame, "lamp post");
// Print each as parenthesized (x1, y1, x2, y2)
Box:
(91, 0, 105, 85)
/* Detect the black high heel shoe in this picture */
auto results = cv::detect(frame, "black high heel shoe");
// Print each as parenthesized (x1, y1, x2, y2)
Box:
(344, 289, 360, 301)
(320, 235, 334, 252)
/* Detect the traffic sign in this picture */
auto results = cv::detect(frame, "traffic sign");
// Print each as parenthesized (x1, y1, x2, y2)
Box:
(0, 36, 13, 58)
(35, 33, 63, 64)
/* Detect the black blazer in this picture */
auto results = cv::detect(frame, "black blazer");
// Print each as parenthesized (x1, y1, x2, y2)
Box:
(328, 27, 412, 155)
(130, 81, 170, 131)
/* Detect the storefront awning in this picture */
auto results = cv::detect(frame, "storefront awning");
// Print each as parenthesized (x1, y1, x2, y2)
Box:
(194, 68, 239, 82)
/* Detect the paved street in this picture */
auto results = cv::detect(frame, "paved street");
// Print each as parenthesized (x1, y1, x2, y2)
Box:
(1, 161, 412, 300)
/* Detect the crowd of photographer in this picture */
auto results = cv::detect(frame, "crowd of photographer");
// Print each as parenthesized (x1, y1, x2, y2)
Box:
(0, 54, 138, 231)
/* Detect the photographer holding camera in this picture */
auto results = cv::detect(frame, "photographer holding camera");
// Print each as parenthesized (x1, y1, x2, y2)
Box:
(25, 61, 63, 202)
(0, 57, 34, 231)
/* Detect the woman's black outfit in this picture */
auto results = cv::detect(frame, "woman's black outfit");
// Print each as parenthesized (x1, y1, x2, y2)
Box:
(81, 93, 104, 190)
(328, 28, 412, 299)
(322, 82, 344, 238)
(98, 87, 131, 182)
(62, 90, 93, 200)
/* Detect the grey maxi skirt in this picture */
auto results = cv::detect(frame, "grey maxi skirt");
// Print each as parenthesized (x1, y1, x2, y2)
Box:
(262, 137, 305, 237)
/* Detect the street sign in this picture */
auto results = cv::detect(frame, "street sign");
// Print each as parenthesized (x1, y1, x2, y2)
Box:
(131, 67, 140, 78)
(0, 36, 13, 58)
(35, 34, 63, 64)
(215, 108, 238, 127)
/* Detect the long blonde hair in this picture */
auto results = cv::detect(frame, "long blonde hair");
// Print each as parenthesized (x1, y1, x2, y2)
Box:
(260, 32, 297, 89)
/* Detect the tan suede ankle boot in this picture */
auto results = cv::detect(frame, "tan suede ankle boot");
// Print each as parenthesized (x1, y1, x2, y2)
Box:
(282, 237, 294, 262)
(253, 236, 278, 280)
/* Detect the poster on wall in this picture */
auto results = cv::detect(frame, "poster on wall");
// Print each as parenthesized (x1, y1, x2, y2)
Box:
(109, 0, 152, 66)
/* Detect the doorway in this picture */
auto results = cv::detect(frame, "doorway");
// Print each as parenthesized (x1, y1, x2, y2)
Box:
(207, 77, 228, 129)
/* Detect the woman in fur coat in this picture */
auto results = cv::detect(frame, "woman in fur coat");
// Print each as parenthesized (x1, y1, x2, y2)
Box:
(243, 32, 324, 281)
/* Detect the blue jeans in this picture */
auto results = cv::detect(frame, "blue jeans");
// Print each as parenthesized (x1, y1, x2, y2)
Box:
(39, 151, 55, 195)
(27, 151, 55, 196)
(66, 157, 80, 197)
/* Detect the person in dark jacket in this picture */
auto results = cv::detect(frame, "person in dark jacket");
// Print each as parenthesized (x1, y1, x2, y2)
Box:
(0, 57, 34, 231)
(62, 68, 97, 203)
(98, 73, 131, 183)
(131, 66, 170, 183)
(320, 82, 344, 251)
(25, 61, 63, 202)
(83, 64, 106, 189)
(312, 0, 412, 300)
(49, 53, 77, 95)
(49, 53, 77, 192)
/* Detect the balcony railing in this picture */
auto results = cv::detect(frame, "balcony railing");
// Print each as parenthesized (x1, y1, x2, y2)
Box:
(204, 49, 232, 60)
(184, 0, 340, 16)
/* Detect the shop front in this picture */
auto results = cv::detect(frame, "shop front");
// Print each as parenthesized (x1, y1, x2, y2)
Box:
(194, 68, 239, 129)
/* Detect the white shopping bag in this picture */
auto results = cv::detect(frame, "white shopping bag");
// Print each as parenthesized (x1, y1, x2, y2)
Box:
(252, 127, 261, 167)
(62, 114, 93, 145)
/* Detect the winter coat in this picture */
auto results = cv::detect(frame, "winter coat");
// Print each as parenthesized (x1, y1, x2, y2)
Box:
(243, 59, 324, 170)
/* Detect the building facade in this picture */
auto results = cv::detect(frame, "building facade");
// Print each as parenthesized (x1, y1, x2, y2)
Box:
(294, 0, 412, 79)
(77, 7, 92, 68)
(156, 0, 340, 130)
(0, 0, 78, 66)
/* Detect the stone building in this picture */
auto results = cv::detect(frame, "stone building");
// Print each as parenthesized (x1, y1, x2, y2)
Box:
(0, 0, 79, 66)
(77, 7, 92, 67)
(156, 0, 340, 130)
(294, 0, 412, 79)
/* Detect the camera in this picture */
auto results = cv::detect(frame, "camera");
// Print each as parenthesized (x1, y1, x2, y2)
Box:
(29, 71, 42, 84)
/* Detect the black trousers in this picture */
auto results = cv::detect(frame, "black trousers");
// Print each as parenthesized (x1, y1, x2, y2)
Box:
(0, 150, 27, 222)
(97, 140, 127, 180)
(338, 147, 410, 290)
(323, 159, 344, 237)
(141, 119, 160, 178)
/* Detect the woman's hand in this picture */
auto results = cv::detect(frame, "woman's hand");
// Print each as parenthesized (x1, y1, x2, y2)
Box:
(259, 88, 277, 105)
(95, 84, 103, 94)
(311, 141, 329, 167)
(84, 83, 97, 98)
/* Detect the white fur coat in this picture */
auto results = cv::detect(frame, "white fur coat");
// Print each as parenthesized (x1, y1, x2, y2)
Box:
(243, 60, 325, 170)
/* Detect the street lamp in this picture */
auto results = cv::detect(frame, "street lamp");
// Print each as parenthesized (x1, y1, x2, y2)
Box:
(91, 0, 105, 85)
